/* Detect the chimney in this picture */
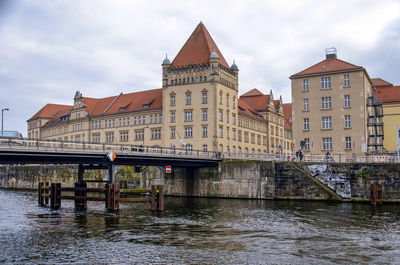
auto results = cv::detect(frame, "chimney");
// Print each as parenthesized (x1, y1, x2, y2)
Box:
(325, 47, 337, 60)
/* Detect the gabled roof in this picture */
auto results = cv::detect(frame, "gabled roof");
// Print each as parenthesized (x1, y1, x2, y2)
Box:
(241, 88, 264, 97)
(171, 22, 229, 68)
(28, 103, 72, 121)
(372, 78, 393, 87)
(239, 89, 271, 111)
(237, 99, 265, 121)
(101, 89, 162, 116)
(376, 85, 400, 103)
(290, 58, 363, 78)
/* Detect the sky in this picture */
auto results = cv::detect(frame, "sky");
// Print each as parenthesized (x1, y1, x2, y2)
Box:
(0, 0, 399, 136)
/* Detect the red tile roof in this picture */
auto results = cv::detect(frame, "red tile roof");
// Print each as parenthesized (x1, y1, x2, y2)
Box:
(241, 88, 264, 97)
(376, 86, 400, 103)
(171, 22, 229, 68)
(372, 78, 393, 87)
(239, 89, 271, 111)
(291, 58, 362, 78)
(238, 99, 265, 121)
(274, 100, 280, 110)
(283, 103, 292, 129)
(28, 103, 72, 121)
(101, 89, 162, 116)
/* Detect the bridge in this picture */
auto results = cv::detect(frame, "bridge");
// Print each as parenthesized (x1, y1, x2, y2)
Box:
(0, 138, 221, 168)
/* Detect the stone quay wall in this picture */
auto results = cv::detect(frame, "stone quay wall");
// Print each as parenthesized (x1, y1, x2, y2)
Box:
(1, 161, 400, 202)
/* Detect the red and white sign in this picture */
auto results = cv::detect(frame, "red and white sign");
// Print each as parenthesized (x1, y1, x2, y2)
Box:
(166, 165, 172, 173)
(107, 151, 116, 162)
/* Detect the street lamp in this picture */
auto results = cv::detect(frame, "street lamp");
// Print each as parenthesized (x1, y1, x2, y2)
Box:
(1, 108, 10, 137)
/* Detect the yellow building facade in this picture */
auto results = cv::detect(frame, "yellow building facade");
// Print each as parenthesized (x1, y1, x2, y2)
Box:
(27, 22, 292, 156)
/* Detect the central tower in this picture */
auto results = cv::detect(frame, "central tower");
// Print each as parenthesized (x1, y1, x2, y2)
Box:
(161, 22, 239, 152)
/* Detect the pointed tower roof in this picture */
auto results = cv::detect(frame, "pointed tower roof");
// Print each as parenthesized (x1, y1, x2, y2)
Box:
(171, 22, 229, 68)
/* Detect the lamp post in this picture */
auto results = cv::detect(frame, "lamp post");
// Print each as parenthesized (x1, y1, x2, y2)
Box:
(1, 108, 10, 137)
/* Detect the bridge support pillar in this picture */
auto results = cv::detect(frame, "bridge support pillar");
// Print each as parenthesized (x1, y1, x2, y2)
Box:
(108, 164, 114, 183)
(105, 183, 120, 211)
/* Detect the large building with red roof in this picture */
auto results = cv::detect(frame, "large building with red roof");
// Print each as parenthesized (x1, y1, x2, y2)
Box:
(374, 79, 400, 153)
(290, 48, 373, 156)
(28, 22, 292, 156)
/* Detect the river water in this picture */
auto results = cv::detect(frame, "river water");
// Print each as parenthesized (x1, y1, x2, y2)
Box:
(0, 189, 400, 264)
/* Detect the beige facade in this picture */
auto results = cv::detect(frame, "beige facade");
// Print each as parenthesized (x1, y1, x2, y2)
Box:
(27, 22, 292, 156)
(290, 51, 372, 156)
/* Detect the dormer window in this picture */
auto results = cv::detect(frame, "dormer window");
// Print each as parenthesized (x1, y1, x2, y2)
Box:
(143, 104, 149, 109)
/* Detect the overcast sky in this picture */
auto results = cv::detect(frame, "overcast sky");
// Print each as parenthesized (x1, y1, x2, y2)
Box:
(0, 0, 399, 136)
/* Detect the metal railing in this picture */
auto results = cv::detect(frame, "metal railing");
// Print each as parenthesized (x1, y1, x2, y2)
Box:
(0, 137, 222, 160)
(1, 137, 399, 163)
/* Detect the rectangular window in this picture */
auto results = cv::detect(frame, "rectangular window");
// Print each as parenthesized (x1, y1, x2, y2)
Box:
(321, 97, 332, 109)
(202, 145, 208, 152)
(344, 95, 350, 108)
(202, 109, 208, 121)
(171, 112, 175, 123)
(135, 130, 143, 141)
(238, 130, 242, 142)
(345, 115, 351, 128)
(151, 129, 161, 140)
(244, 132, 249, 143)
(219, 110, 223, 121)
(322, 117, 332, 129)
(202, 92, 207, 104)
(344, 74, 350, 87)
(149, 115, 153, 124)
(186, 94, 191, 105)
(226, 95, 229, 107)
(251, 133, 255, 144)
(138, 116, 141, 125)
(185, 127, 193, 138)
(219, 93, 223, 104)
(303, 79, 309, 91)
(120, 131, 129, 142)
(219, 126, 223, 138)
(232, 129, 236, 140)
(185, 111, 193, 121)
(232, 114, 236, 125)
(170, 95, 175, 106)
(92, 133, 100, 143)
(202, 126, 207, 137)
(303, 98, 309, 111)
(227, 127, 230, 139)
(170, 127, 175, 139)
(304, 118, 310, 131)
(142, 116, 146, 125)
(105, 132, 114, 143)
(134, 116, 137, 125)
(304, 138, 310, 151)
(154, 114, 158, 124)
(322, 137, 332, 150)
(321, 77, 331, 89)
(345, 136, 352, 149)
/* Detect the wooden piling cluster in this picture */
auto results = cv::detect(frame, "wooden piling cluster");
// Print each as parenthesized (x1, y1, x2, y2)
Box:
(38, 182, 164, 211)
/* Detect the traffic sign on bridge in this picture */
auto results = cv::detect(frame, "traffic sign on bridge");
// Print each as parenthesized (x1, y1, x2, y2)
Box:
(166, 165, 172, 173)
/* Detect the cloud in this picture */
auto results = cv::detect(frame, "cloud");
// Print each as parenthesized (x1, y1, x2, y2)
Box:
(0, 0, 399, 135)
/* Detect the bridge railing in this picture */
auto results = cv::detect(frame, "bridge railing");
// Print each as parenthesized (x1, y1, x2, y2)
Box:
(223, 152, 400, 163)
(0, 137, 222, 160)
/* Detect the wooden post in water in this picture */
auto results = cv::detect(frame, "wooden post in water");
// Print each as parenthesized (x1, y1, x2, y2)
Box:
(75, 181, 87, 211)
(105, 183, 120, 210)
(157, 185, 164, 211)
(50, 183, 61, 210)
(44, 181, 49, 205)
(151, 185, 156, 211)
(370, 184, 377, 204)
(38, 182, 44, 206)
